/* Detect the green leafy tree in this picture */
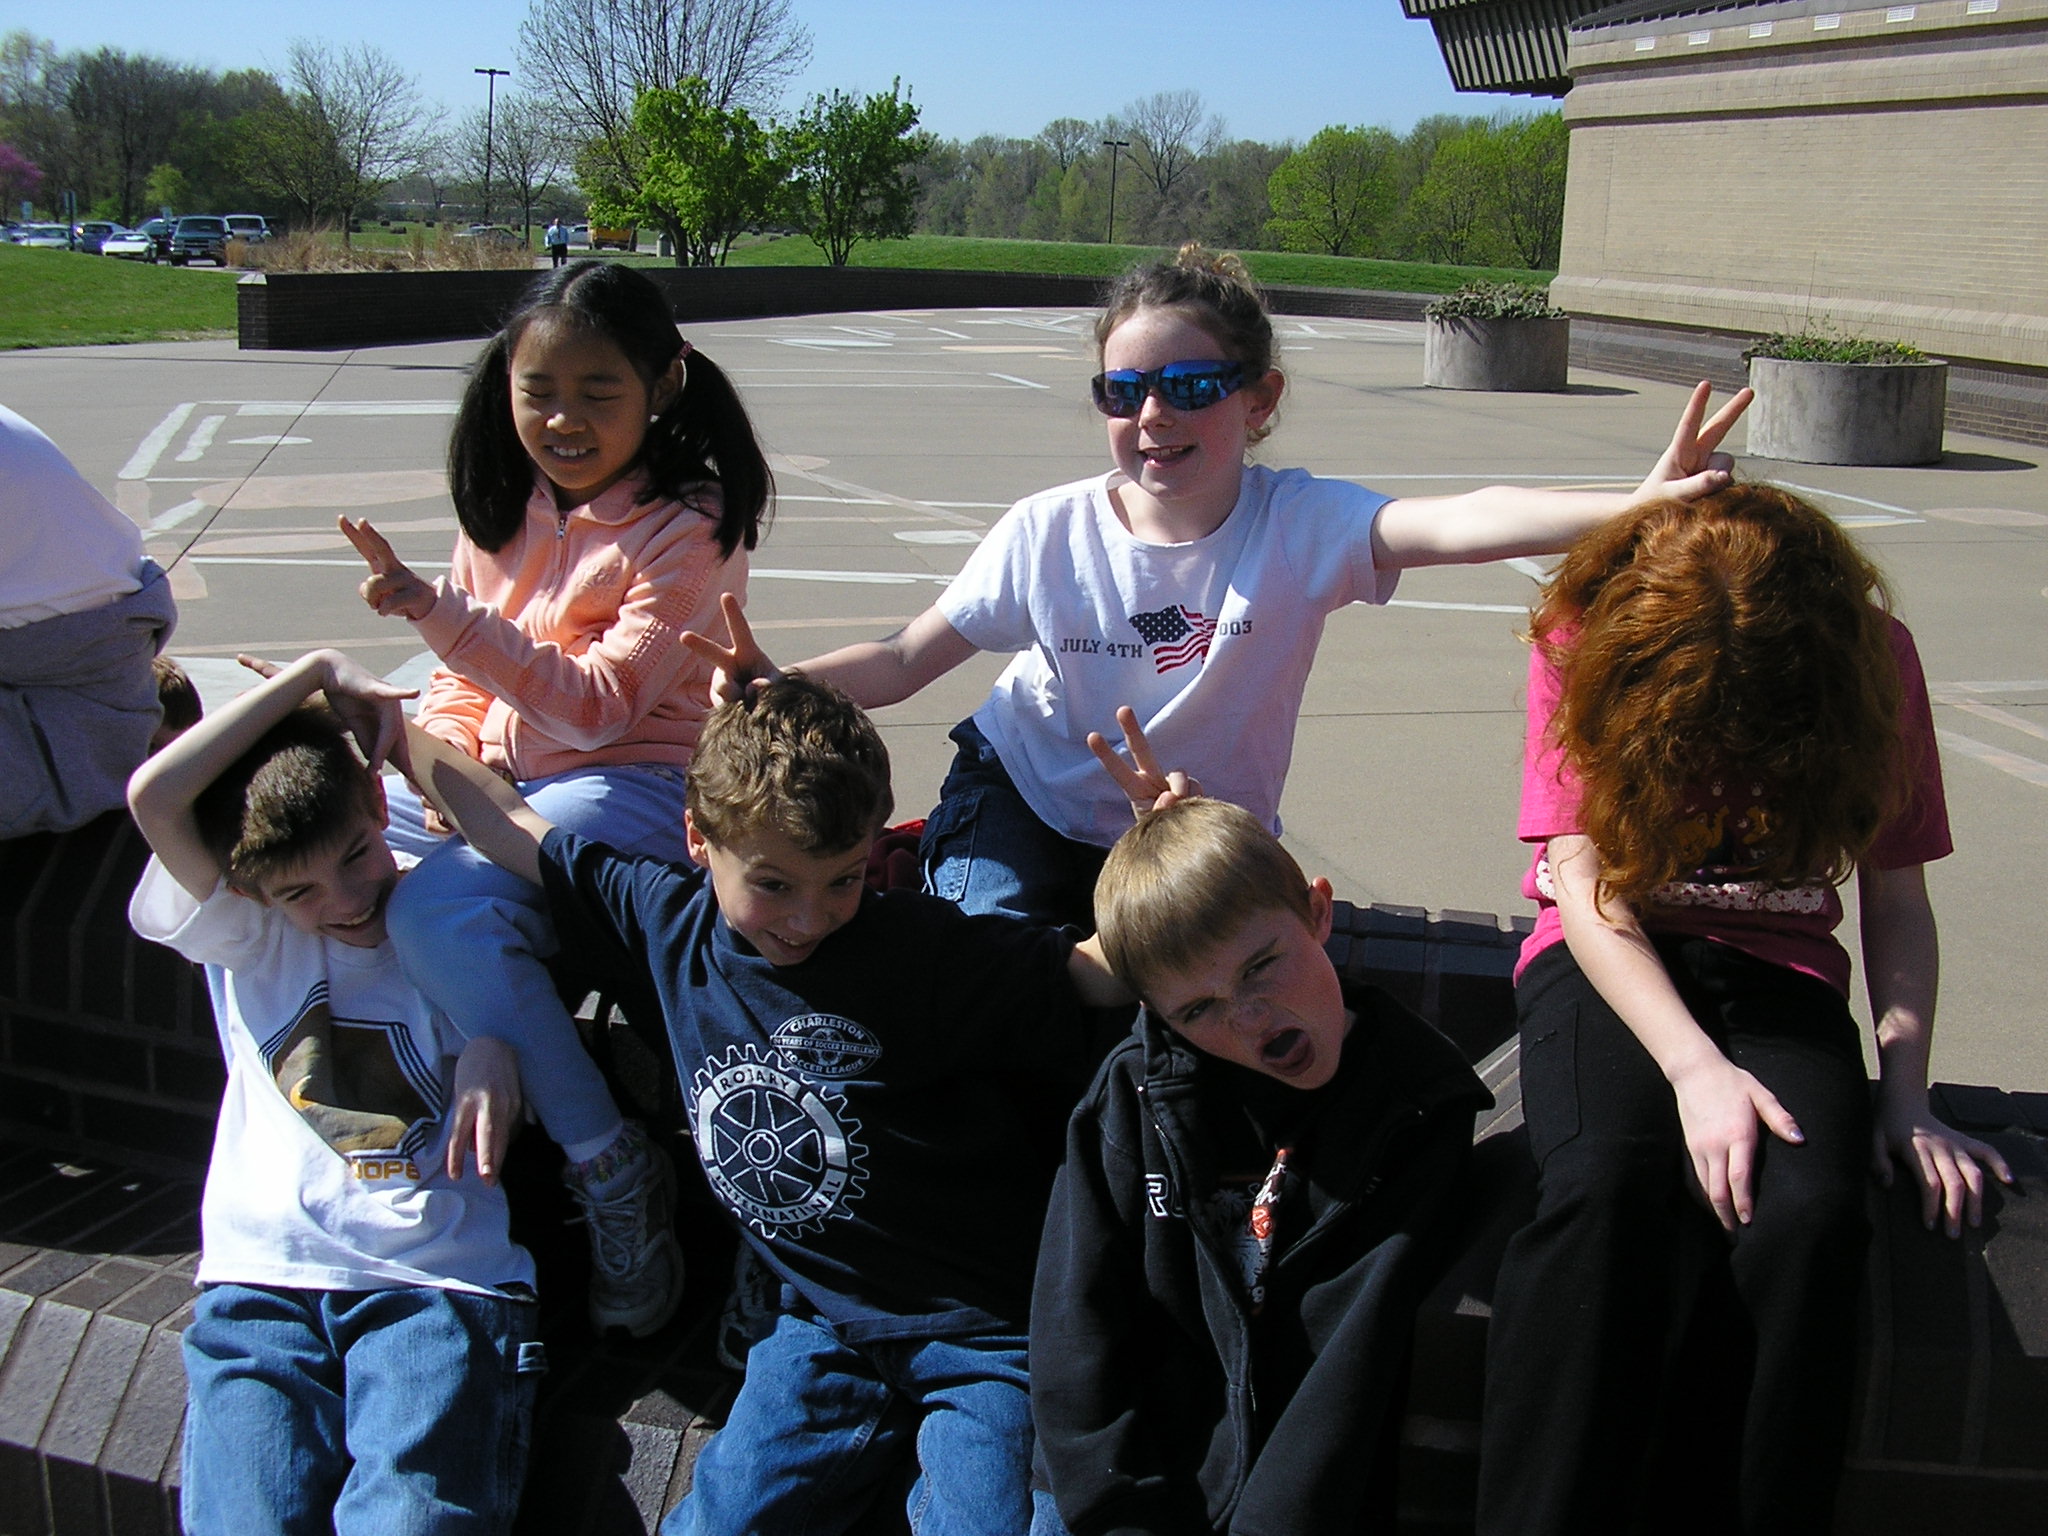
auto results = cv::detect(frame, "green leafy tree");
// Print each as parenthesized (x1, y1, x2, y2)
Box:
(142, 160, 187, 216)
(782, 79, 932, 266)
(590, 79, 781, 266)
(1492, 112, 1567, 269)
(1266, 125, 1397, 256)
(1406, 125, 1498, 266)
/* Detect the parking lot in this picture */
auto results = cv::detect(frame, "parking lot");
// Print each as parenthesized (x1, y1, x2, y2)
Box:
(4, 309, 2044, 1087)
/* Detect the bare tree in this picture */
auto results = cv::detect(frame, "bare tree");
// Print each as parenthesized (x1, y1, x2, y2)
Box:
(240, 40, 436, 242)
(1124, 89, 1221, 205)
(519, 0, 808, 148)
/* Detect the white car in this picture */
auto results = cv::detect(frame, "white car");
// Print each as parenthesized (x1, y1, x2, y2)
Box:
(223, 213, 271, 244)
(16, 224, 75, 248)
(100, 228, 159, 261)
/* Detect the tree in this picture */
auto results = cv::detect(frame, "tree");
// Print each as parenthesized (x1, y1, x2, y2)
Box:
(783, 80, 932, 267)
(1037, 117, 1092, 174)
(455, 93, 567, 234)
(0, 141, 39, 209)
(520, 0, 807, 202)
(1197, 138, 1287, 250)
(589, 79, 780, 265)
(239, 41, 435, 242)
(142, 160, 186, 215)
(65, 50, 205, 223)
(1123, 90, 1220, 206)
(1492, 112, 1567, 269)
(1266, 125, 1399, 257)
(1406, 126, 1497, 266)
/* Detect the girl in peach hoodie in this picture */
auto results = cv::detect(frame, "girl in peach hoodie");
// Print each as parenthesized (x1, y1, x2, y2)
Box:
(344, 261, 771, 1337)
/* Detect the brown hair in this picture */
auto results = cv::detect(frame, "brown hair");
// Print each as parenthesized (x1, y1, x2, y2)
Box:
(1095, 798, 1314, 999)
(151, 654, 203, 737)
(1095, 243, 1280, 446)
(1532, 483, 1905, 908)
(686, 674, 893, 855)
(191, 705, 384, 894)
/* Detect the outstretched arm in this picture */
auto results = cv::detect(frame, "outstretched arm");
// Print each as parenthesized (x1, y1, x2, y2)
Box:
(684, 592, 978, 711)
(1372, 381, 1752, 568)
(398, 723, 554, 887)
(128, 650, 415, 899)
(1549, 833, 1804, 1231)
(1859, 861, 2014, 1236)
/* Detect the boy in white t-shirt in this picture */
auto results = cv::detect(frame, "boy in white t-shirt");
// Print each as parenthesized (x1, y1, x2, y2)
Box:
(126, 649, 543, 1536)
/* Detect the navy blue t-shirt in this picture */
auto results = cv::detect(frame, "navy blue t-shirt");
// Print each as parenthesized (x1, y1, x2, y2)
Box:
(539, 827, 1094, 1342)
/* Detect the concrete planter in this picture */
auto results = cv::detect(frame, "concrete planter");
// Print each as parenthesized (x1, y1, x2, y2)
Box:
(1746, 355, 1948, 465)
(1423, 314, 1570, 392)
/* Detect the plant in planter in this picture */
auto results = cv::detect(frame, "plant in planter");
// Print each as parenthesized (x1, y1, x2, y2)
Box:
(1423, 282, 1570, 392)
(1743, 329, 1947, 466)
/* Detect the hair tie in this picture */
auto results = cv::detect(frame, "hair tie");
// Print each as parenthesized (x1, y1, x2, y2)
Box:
(679, 339, 695, 358)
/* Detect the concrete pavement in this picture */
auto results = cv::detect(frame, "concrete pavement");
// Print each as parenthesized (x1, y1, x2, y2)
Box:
(4, 309, 2042, 1087)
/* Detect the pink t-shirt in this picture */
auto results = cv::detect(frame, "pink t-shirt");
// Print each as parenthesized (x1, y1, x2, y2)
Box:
(1516, 616, 1951, 995)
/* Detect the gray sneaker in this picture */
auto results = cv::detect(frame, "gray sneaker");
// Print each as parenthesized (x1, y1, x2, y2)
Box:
(562, 1123, 686, 1338)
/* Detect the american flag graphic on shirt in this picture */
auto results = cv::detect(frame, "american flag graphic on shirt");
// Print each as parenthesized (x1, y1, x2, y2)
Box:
(1128, 605, 1218, 673)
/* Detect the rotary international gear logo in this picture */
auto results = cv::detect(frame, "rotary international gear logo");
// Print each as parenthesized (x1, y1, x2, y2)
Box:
(691, 1046, 866, 1236)
(769, 1013, 884, 1079)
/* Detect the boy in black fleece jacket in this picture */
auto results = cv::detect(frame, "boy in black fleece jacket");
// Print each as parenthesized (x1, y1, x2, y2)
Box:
(1031, 796, 1490, 1535)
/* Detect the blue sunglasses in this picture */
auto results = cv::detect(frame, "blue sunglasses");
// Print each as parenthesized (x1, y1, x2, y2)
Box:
(1090, 359, 1247, 418)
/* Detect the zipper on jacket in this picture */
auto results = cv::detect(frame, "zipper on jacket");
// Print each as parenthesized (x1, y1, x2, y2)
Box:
(1275, 1104, 1427, 1271)
(555, 507, 569, 539)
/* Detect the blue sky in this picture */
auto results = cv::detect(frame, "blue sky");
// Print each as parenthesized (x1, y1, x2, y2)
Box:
(12, 1, 1524, 144)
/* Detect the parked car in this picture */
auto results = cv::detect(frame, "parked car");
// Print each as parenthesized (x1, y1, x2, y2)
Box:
(135, 217, 174, 260)
(223, 213, 271, 244)
(589, 222, 638, 252)
(16, 224, 75, 249)
(169, 215, 230, 266)
(73, 221, 126, 254)
(99, 228, 159, 262)
(452, 223, 523, 249)
(566, 222, 592, 250)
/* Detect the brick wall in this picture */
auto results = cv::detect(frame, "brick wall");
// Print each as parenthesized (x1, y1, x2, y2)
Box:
(1555, 0, 2048, 374)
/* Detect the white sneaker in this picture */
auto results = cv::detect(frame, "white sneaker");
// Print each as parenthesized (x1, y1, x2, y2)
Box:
(562, 1123, 686, 1338)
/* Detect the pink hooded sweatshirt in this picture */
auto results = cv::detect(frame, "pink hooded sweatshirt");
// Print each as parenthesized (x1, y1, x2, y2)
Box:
(411, 473, 745, 782)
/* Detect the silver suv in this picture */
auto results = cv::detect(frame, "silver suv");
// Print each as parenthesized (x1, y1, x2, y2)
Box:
(223, 213, 271, 244)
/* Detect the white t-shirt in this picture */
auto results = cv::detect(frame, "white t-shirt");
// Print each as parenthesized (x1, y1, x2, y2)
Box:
(937, 464, 1397, 846)
(0, 404, 146, 629)
(129, 858, 534, 1297)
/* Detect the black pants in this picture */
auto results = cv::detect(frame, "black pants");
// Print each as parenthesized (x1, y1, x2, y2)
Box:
(1477, 938, 1872, 1536)
(548, 243, 568, 267)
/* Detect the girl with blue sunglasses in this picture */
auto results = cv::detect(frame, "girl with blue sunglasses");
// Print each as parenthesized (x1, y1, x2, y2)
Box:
(691, 244, 1750, 930)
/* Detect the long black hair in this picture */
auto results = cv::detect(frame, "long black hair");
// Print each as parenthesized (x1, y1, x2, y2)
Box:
(448, 260, 772, 557)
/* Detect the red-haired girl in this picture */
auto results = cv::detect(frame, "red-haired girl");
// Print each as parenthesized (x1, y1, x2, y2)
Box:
(1478, 484, 2013, 1534)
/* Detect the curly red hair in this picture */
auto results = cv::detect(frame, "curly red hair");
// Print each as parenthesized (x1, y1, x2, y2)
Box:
(1532, 484, 1905, 908)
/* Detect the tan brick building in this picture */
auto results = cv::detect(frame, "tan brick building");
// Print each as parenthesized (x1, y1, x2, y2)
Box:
(1403, 0, 2048, 441)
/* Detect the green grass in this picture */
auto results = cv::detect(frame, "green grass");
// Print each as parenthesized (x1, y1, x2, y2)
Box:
(0, 230, 1553, 348)
(0, 244, 239, 348)
(710, 233, 1552, 293)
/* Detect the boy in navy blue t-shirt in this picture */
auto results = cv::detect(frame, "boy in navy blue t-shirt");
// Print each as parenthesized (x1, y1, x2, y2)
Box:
(401, 675, 1129, 1536)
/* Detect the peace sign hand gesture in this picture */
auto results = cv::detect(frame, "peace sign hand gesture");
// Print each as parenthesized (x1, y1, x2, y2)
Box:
(681, 592, 783, 708)
(340, 516, 437, 622)
(1088, 706, 1203, 820)
(1634, 380, 1754, 506)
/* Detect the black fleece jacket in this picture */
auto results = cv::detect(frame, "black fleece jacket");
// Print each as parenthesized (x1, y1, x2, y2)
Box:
(1031, 982, 1490, 1536)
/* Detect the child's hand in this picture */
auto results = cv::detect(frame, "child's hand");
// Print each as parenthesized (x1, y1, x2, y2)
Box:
(1873, 1093, 2015, 1239)
(681, 592, 782, 707)
(340, 516, 438, 622)
(236, 651, 417, 773)
(446, 1035, 522, 1184)
(1088, 705, 1202, 819)
(1633, 381, 1753, 506)
(1668, 1051, 1805, 1231)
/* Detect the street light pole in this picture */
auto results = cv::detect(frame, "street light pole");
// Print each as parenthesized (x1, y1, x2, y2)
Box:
(1102, 139, 1130, 245)
(475, 67, 510, 224)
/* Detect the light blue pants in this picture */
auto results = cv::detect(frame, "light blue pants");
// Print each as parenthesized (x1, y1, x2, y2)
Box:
(384, 763, 690, 1152)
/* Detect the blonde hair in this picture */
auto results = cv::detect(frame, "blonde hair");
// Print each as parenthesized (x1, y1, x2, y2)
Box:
(1095, 798, 1313, 999)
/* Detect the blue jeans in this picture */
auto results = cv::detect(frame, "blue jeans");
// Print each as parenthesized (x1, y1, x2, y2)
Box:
(919, 719, 1107, 930)
(384, 762, 690, 1151)
(180, 1282, 544, 1536)
(665, 1310, 1069, 1536)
